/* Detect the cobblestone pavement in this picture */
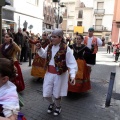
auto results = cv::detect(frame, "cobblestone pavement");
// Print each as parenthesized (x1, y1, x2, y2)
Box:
(20, 47, 120, 120)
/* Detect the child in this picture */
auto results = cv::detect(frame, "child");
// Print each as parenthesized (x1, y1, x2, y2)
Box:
(0, 58, 20, 120)
(36, 29, 78, 116)
(68, 34, 94, 93)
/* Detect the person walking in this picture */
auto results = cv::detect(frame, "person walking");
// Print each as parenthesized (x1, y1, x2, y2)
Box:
(68, 34, 94, 93)
(114, 44, 120, 62)
(14, 28, 24, 64)
(36, 29, 77, 116)
(31, 32, 50, 80)
(107, 40, 112, 54)
(83, 27, 103, 76)
(20, 28, 29, 62)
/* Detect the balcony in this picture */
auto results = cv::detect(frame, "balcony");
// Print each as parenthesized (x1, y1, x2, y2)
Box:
(94, 9, 105, 15)
(93, 25, 104, 31)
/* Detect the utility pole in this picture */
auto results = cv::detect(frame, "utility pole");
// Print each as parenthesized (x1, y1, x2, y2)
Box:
(52, 0, 65, 28)
(66, 0, 69, 36)
(57, 0, 60, 28)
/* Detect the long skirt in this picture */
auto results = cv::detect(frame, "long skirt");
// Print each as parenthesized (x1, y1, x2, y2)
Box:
(12, 61, 25, 92)
(31, 54, 46, 78)
(68, 59, 91, 93)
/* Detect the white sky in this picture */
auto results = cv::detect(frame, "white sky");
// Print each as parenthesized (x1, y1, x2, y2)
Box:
(80, 0, 93, 7)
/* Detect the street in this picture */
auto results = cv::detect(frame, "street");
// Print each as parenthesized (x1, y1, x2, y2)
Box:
(20, 46, 120, 120)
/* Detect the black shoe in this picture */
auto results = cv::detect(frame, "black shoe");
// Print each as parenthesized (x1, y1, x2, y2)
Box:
(53, 106, 61, 116)
(47, 103, 54, 114)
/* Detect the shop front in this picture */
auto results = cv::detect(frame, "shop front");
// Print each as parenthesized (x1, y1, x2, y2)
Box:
(2, 9, 16, 30)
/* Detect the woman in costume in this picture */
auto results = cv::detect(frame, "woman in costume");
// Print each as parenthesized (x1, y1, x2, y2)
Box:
(31, 32, 50, 80)
(68, 34, 94, 93)
(0, 33, 25, 92)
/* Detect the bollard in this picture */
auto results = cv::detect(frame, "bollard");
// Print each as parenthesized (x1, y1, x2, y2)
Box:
(29, 48, 32, 67)
(105, 72, 116, 107)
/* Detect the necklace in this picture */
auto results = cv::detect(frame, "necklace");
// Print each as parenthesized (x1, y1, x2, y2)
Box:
(72, 44, 86, 53)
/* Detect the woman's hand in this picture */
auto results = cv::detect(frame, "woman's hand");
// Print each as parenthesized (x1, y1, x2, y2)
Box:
(36, 43, 41, 49)
(69, 78, 76, 85)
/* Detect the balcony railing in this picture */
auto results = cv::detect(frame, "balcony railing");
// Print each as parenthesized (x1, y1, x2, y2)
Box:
(93, 25, 104, 31)
(94, 9, 105, 15)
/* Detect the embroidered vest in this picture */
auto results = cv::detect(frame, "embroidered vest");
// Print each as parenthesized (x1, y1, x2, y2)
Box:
(45, 43, 68, 75)
(84, 36, 98, 54)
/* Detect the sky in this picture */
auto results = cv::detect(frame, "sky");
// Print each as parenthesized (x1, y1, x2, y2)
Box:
(80, 0, 93, 7)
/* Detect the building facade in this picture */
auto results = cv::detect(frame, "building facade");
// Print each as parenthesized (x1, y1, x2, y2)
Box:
(60, 0, 93, 38)
(2, 0, 44, 35)
(60, 0, 77, 37)
(111, 0, 120, 44)
(43, 0, 55, 32)
(60, 0, 114, 40)
(75, 5, 93, 36)
(93, 0, 114, 40)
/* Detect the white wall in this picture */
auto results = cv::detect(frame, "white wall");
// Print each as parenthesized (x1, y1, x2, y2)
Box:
(13, 0, 43, 19)
(104, 0, 114, 14)
(102, 15, 113, 30)
(3, 0, 44, 35)
(14, 13, 43, 34)
(82, 8, 93, 32)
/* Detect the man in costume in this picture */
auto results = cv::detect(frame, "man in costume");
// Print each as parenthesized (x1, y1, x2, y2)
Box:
(84, 27, 103, 73)
(36, 29, 77, 116)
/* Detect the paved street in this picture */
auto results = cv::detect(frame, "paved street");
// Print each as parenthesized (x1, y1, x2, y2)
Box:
(20, 46, 120, 120)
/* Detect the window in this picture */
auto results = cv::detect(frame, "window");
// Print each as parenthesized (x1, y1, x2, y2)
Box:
(26, 0, 38, 6)
(97, 2, 104, 9)
(78, 10, 83, 18)
(96, 19, 102, 25)
(77, 21, 82, 26)
(95, 19, 102, 30)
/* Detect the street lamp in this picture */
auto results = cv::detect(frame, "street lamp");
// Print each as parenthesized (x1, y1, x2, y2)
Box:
(0, 0, 11, 44)
(53, 0, 66, 28)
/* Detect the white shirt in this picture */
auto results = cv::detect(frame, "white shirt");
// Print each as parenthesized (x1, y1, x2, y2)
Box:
(0, 81, 19, 117)
(5, 44, 10, 49)
(87, 37, 102, 49)
(38, 44, 78, 79)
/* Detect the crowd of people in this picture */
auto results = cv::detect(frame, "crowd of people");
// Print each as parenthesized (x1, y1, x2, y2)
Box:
(2, 26, 118, 119)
